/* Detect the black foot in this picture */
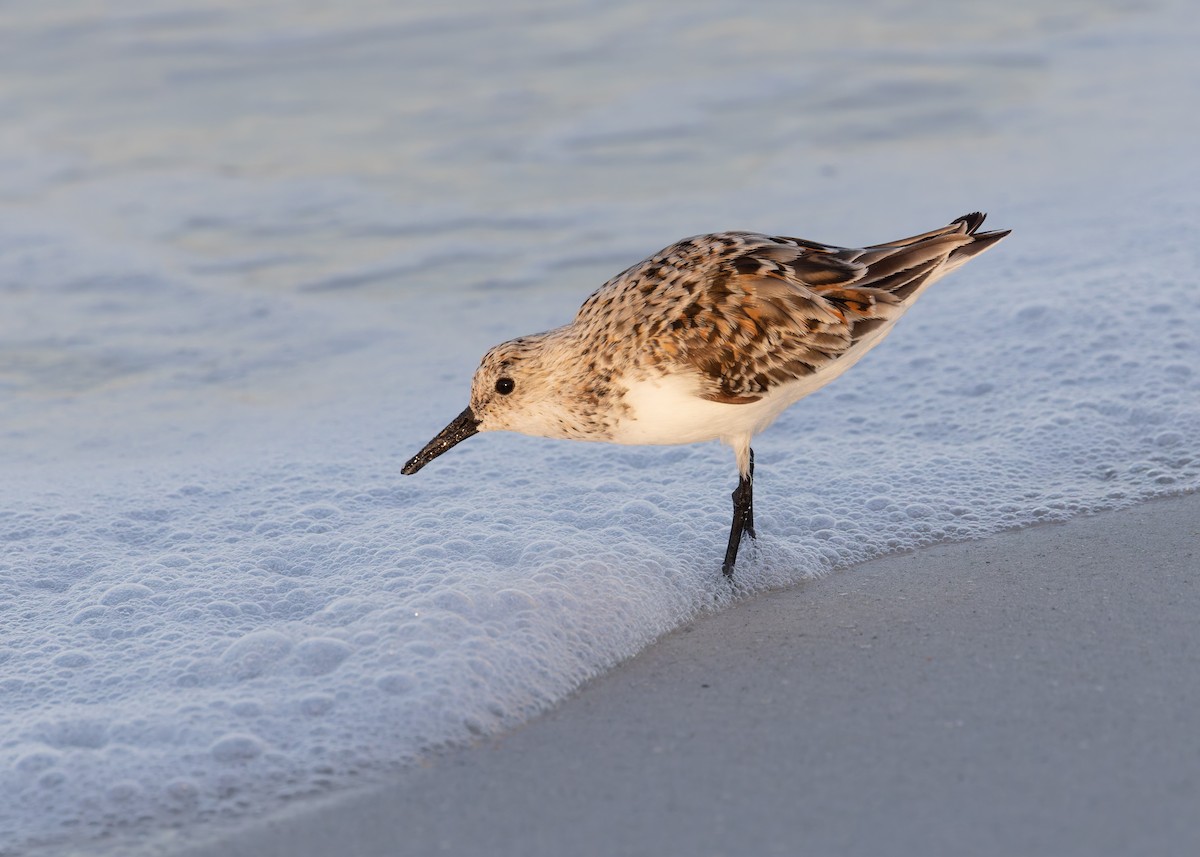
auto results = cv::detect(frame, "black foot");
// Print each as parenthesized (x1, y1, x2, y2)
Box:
(722, 449, 756, 578)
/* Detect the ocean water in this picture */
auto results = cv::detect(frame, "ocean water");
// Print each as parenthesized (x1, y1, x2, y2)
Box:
(2, 0, 1198, 853)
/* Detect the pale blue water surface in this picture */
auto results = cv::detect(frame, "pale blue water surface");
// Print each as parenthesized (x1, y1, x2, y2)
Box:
(2, 1, 1198, 853)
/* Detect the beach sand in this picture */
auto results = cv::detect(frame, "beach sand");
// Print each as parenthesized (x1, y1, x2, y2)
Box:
(162, 491, 1200, 857)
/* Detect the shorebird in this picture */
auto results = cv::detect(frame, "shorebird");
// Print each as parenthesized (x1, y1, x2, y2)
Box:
(403, 212, 1009, 577)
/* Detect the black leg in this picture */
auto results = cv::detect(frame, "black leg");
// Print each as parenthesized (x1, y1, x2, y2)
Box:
(744, 448, 756, 539)
(722, 449, 756, 578)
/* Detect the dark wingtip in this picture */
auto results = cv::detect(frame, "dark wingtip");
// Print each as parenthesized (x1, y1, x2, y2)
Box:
(953, 212, 988, 234)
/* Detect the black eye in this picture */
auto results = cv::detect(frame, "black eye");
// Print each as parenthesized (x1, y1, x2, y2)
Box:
(495, 377, 515, 395)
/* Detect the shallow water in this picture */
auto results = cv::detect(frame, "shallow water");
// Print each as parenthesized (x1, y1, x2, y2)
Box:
(2, 0, 1198, 853)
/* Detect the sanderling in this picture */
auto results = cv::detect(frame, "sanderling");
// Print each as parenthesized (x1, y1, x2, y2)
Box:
(403, 212, 1009, 577)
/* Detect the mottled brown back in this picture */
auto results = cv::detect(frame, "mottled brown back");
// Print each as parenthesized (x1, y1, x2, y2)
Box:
(575, 213, 1009, 404)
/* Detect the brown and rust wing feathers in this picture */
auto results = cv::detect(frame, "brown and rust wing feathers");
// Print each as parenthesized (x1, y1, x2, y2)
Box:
(577, 213, 1007, 404)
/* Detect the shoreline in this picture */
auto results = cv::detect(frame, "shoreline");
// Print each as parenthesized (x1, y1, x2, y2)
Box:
(150, 492, 1200, 857)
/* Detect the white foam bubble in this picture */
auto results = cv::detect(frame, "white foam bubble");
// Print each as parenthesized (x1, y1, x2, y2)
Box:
(210, 734, 266, 764)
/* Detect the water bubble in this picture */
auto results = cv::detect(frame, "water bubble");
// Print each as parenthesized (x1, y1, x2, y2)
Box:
(211, 733, 266, 763)
(99, 583, 153, 606)
(295, 637, 353, 676)
(377, 673, 414, 695)
(52, 650, 94, 668)
(1155, 431, 1183, 448)
(300, 694, 335, 716)
(221, 630, 293, 680)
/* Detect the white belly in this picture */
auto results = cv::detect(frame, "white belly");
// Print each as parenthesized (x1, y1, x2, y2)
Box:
(612, 372, 809, 446)
(612, 319, 902, 447)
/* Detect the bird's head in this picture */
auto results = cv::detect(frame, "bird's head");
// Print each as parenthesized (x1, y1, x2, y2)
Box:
(401, 332, 579, 475)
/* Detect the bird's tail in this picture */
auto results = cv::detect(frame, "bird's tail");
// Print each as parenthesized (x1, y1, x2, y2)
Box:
(941, 211, 1012, 271)
(848, 211, 1010, 302)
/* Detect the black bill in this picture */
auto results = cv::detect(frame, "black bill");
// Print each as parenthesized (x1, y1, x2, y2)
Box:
(401, 407, 480, 475)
